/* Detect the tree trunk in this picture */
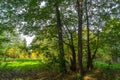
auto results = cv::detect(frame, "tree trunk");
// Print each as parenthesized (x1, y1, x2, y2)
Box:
(64, 25, 76, 71)
(85, 0, 93, 70)
(77, 0, 84, 77)
(55, 5, 67, 72)
(70, 36, 76, 71)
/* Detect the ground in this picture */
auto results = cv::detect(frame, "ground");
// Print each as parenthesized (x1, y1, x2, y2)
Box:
(0, 58, 120, 80)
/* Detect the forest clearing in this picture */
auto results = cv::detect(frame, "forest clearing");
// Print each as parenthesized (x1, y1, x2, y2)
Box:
(0, 0, 120, 80)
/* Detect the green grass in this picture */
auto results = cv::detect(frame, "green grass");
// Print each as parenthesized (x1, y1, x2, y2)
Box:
(0, 58, 119, 71)
(0, 58, 44, 72)
(0, 58, 41, 62)
(0, 58, 119, 80)
(0, 58, 56, 80)
(94, 61, 120, 69)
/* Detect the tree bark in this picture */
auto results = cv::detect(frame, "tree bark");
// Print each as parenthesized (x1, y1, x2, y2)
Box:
(85, 0, 93, 70)
(55, 5, 67, 72)
(77, 0, 84, 77)
(70, 34, 76, 71)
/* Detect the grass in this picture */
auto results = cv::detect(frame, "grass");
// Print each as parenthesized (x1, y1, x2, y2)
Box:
(83, 61, 120, 80)
(94, 61, 120, 69)
(0, 58, 50, 80)
(0, 58, 120, 80)
(0, 58, 43, 72)
(0, 62, 40, 71)
(0, 58, 41, 62)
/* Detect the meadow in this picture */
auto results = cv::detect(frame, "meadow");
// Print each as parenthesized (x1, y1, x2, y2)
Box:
(0, 58, 46, 80)
(0, 58, 120, 80)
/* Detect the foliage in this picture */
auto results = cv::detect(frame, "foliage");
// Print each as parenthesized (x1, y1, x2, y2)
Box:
(100, 18, 120, 62)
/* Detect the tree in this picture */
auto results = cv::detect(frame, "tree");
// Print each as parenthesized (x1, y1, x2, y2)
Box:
(23, 0, 67, 72)
(55, 3, 67, 72)
(100, 18, 120, 63)
(77, 0, 84, 77)
(85, 0, 92, 70)
(60, 1, 77, 71)
(0, 23, 15, 56)
(63, 26, 77, 71)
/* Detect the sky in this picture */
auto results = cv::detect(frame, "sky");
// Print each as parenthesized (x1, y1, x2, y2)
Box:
(20, 34, 35, 46)
(25, 36, 35, 46)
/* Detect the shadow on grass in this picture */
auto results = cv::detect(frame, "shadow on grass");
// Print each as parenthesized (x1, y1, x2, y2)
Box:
(0, 60, 120, 80)
(84, 68, 120, 80)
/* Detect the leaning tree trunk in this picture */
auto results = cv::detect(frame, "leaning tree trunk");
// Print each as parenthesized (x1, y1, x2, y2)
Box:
(70, 34, 76, 71)
(65, 26, 76, 71)
(77, 0, 84, 77)
(55, 5, 67, 72)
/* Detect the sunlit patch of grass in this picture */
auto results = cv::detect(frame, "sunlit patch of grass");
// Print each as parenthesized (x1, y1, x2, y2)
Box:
(0, 58, 43, 72)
